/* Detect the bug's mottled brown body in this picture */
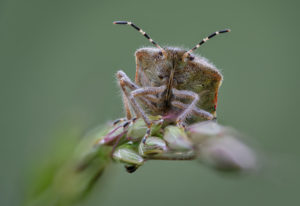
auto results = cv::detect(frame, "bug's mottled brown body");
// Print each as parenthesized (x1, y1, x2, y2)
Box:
(113, 21, 229, 141)
(135, 47, 223, 122)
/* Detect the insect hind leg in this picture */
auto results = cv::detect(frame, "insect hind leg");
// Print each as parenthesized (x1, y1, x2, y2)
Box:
(171, 101, 214, 120)
(172, 88, 213, 127)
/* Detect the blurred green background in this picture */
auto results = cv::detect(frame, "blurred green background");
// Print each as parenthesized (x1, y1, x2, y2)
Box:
(1, 0, 300, 205)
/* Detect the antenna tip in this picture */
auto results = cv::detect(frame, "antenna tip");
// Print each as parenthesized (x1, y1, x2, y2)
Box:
(219, 29, 231, 34)
(113, 21, 128, 25)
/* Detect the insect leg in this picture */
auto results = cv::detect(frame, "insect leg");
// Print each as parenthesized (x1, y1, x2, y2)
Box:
(117, 71, 159, 102)
(113, 117, 127, 125)
(117, 72, 152, 126)
(131, 85, 166, 99)
(117, 71, 166, 143)
(115, 71, 134, 120)
(119, 80, 156, 144)
(132, 85, 166, 128)
(131, 86, 167, 143)
(117, 71, 159, 113)
(122, 94, 132, 120)
(172, 89, 201, 127)
(171, 101, 214, 120)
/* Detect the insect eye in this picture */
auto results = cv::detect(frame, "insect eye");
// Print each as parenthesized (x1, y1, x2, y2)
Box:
(155, 51, 164, 61)
(158, 75, 164, 79)
(188, 55, 195, 61)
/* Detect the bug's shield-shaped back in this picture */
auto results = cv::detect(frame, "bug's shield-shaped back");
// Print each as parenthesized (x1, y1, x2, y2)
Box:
(135, 47, 223, 122)
(179, 56, 223, 121)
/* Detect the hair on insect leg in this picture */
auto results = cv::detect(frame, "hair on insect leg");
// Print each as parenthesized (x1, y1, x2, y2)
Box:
(131, 86, 169, 143)
(116, 70, 160, 113)
(121, 117, 139, 129)
(116, 70, 139, 89)
(131, 85, 166, 98)
(142, 127, 151, 144)
(130, 85, 166, 114)
(116, 71, 158, 102)
(113, 115, 139, 126)
(110, 131, 127, 158)
(171, 101, 214, 120)
(112, 118, 126, 126)
(172, 88, 200, 127)
(117, 86, 133, 120)
(108, 120, 135, 156)
(118, 77, 151, 126)
(122, 93, 133, 120)
(143, 94, 160, 103)
(117, 71, 164, 115)
(122, 120, 131, 128)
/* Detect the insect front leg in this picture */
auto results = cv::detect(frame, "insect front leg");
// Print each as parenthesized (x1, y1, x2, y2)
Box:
(131, 85, 166, 110)
(129, 85, 166, 143)
(117, 71, 159, 118)
(117, 71, 164, 127)
(117, 80, 133, 120)
(171, 101, 214, 120)
(117, 70, 167, 142)
(117, 71, 152, 126)
(131, 85, 166, 123)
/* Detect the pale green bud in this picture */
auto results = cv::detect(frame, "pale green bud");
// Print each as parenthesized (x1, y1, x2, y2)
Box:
(139, 137, 167, 156)
(95, 124, 125, 145)
(198, 135, 256, 171)
(163, 126, 193, 151)
(126, 118, 163, 141)
(188, 121, 228, 144)
(126, 119, 147, 140)
(113, 147, 144, 166)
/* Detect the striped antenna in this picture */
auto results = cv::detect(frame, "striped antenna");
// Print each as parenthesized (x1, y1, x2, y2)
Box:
(113, 21, 167, 56)
(183, 29, 231, 59)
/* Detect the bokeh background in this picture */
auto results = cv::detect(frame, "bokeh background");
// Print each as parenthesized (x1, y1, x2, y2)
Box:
(1, 0, 300, 205)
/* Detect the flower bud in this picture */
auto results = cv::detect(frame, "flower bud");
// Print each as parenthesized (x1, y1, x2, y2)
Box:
(126, 118, 163, 140)
(188, 121, 227, 144)
(139, 137, 167, 156)
(127, 119, 147, 140)
(96, 124, 125, 145)
(113, 147, 144, 166)
(198, 135, 256, 171)
(188, 121, 256, 172)
(163, 126, 193, 151)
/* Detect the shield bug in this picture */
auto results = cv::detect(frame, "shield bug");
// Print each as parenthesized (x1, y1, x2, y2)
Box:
(113, 21, 230, 142)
